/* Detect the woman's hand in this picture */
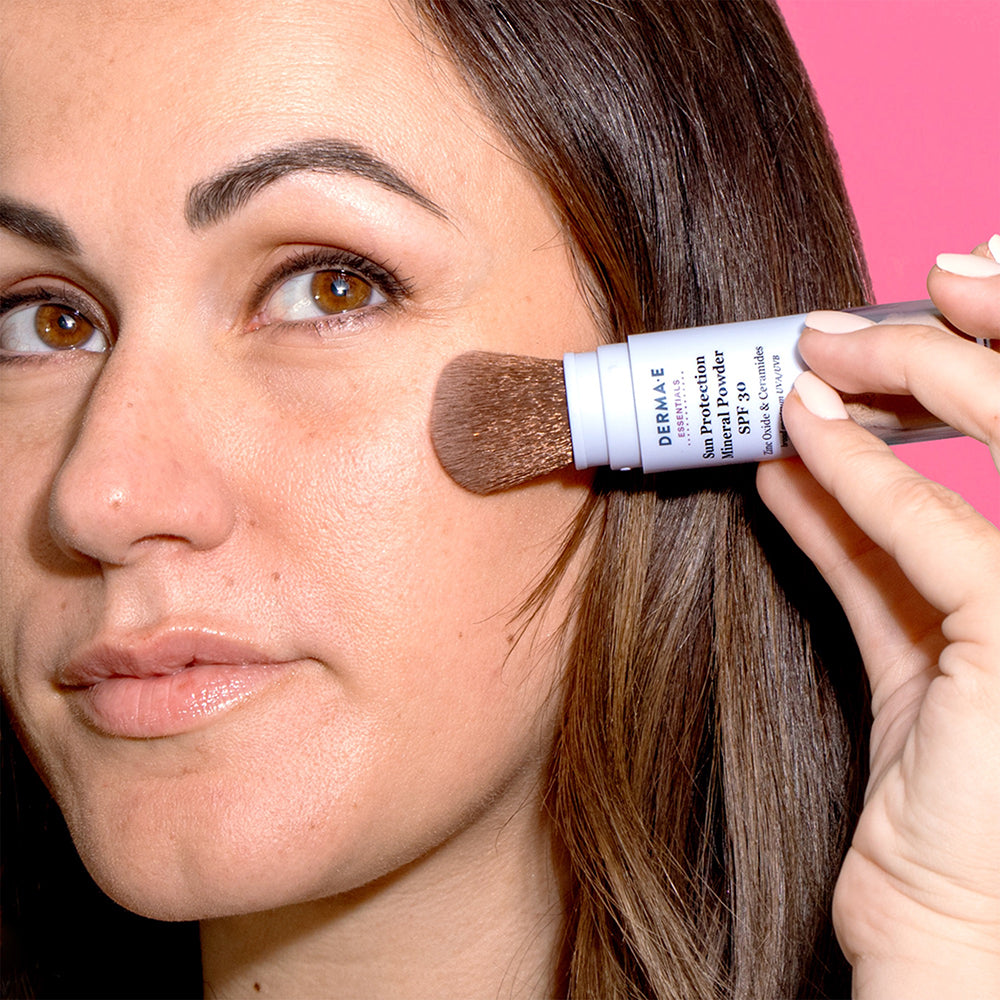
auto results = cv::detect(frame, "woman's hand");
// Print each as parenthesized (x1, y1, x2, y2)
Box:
(756, 238, 1000, 999)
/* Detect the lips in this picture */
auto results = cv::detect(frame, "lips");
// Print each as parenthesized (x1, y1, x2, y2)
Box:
(59, 628, 302, 738)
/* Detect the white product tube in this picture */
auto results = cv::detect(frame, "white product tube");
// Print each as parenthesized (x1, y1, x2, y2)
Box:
(563, 300, 977, 473)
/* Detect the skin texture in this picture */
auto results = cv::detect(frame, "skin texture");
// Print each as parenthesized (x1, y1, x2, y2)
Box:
(2, 1, 998, 998)
(758, 243, 1000, 998)
(0, 1, 599, 996)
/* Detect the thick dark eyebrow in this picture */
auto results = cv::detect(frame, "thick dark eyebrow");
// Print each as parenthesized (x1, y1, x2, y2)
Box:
(0, 197, 82, 255)
(185, 138, 447, 228)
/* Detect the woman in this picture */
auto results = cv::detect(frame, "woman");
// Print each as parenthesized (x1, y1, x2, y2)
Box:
(1, 1, 997, 998)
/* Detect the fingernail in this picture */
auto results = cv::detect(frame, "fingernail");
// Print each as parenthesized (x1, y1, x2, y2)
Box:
(804, 310, 878, 334)
(935, 251, 1000, 277)
(792, 372, 850, 420)
(988, 234, 1000, 263)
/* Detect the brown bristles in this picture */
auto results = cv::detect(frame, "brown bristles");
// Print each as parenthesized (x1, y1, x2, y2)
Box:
(430, 351, 574, 494)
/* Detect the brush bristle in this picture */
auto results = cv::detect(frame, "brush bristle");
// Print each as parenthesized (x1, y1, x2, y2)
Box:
(430, 351, 574, 494)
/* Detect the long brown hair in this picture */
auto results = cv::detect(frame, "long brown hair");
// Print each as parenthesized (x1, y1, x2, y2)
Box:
(413, 2, 872, 996)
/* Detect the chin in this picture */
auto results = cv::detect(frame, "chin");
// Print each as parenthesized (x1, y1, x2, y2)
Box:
(61, 786, 396, 924)
(74, 838, 331, 923)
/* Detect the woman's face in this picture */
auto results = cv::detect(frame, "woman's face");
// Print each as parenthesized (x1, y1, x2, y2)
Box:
(0, 0, 599, 918)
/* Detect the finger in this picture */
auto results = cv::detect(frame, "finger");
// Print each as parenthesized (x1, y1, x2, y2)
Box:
(794, 320, 1000, 450)
(779, 373, 1000, 629)
(756, 457, 946, 713)
(927, 236, 1000, 340)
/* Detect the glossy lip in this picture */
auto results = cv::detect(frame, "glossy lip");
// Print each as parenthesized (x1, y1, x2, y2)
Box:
(59, 628, 304, 739)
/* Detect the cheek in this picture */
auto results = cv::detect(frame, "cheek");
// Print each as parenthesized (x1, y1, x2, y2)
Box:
(0, 359, 102, 548)
(236, 355, 585, 780)
(242, 341, 581, 654)
(268, 405, 571, 668)
(0, 364, 101, 713)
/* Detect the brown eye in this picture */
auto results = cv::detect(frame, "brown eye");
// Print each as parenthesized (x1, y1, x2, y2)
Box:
(256, 256, 391, 330)
(311, 271, 373, 314)
(35, 303, 97, 350)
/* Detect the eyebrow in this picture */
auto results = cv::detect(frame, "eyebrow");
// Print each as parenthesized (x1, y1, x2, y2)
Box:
(0, 198, 82, 255)
(185, 138, 448, 228)
(1, 138, 447, 256)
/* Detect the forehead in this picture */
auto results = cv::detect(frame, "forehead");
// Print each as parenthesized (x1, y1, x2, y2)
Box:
(0, 0, 525, 229)
(3, 0, 441, 121)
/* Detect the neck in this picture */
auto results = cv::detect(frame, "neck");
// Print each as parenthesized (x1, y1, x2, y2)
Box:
(199, 797, 567, 1000)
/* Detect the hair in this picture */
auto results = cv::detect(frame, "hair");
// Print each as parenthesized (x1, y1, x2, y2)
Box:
(412, 2, 872, 997)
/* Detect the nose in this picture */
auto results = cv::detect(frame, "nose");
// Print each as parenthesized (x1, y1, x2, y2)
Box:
(48, 341, 236, 566)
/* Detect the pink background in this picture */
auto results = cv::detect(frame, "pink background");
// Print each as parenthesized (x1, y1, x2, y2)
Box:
(778, 0, 999, 524)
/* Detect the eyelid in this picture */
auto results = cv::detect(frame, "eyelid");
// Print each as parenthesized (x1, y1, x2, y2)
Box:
(248, 246, 412, 320)
(2, 284, 98, 316)
(0, 282, 114, 339)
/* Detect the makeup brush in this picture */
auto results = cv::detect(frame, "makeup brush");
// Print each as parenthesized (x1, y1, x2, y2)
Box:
(432, 301, 989, 496)
(431, 352, 573, 494)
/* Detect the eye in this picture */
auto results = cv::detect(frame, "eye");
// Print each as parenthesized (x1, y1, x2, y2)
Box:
(0, 290, 110, 357)
(263, 268, 386, 323)
(250, 248, 408, 337)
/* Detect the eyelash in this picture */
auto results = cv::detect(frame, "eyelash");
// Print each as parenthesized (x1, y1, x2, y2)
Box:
(249, 247, 412, 323)
(0, 284, 113, 362)
(0, 285, 108, 327)
(0, 247, 413, 359)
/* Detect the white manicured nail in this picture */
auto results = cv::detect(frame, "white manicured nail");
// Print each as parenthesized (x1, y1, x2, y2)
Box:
(804, 310, 878, 334)
(792, 372, 850, 421)
(935, 252, 1000, 277)
(988, 234, 1000, 263)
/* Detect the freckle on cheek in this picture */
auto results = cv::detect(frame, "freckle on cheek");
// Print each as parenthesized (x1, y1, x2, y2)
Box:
(271, 571, 281, 582)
